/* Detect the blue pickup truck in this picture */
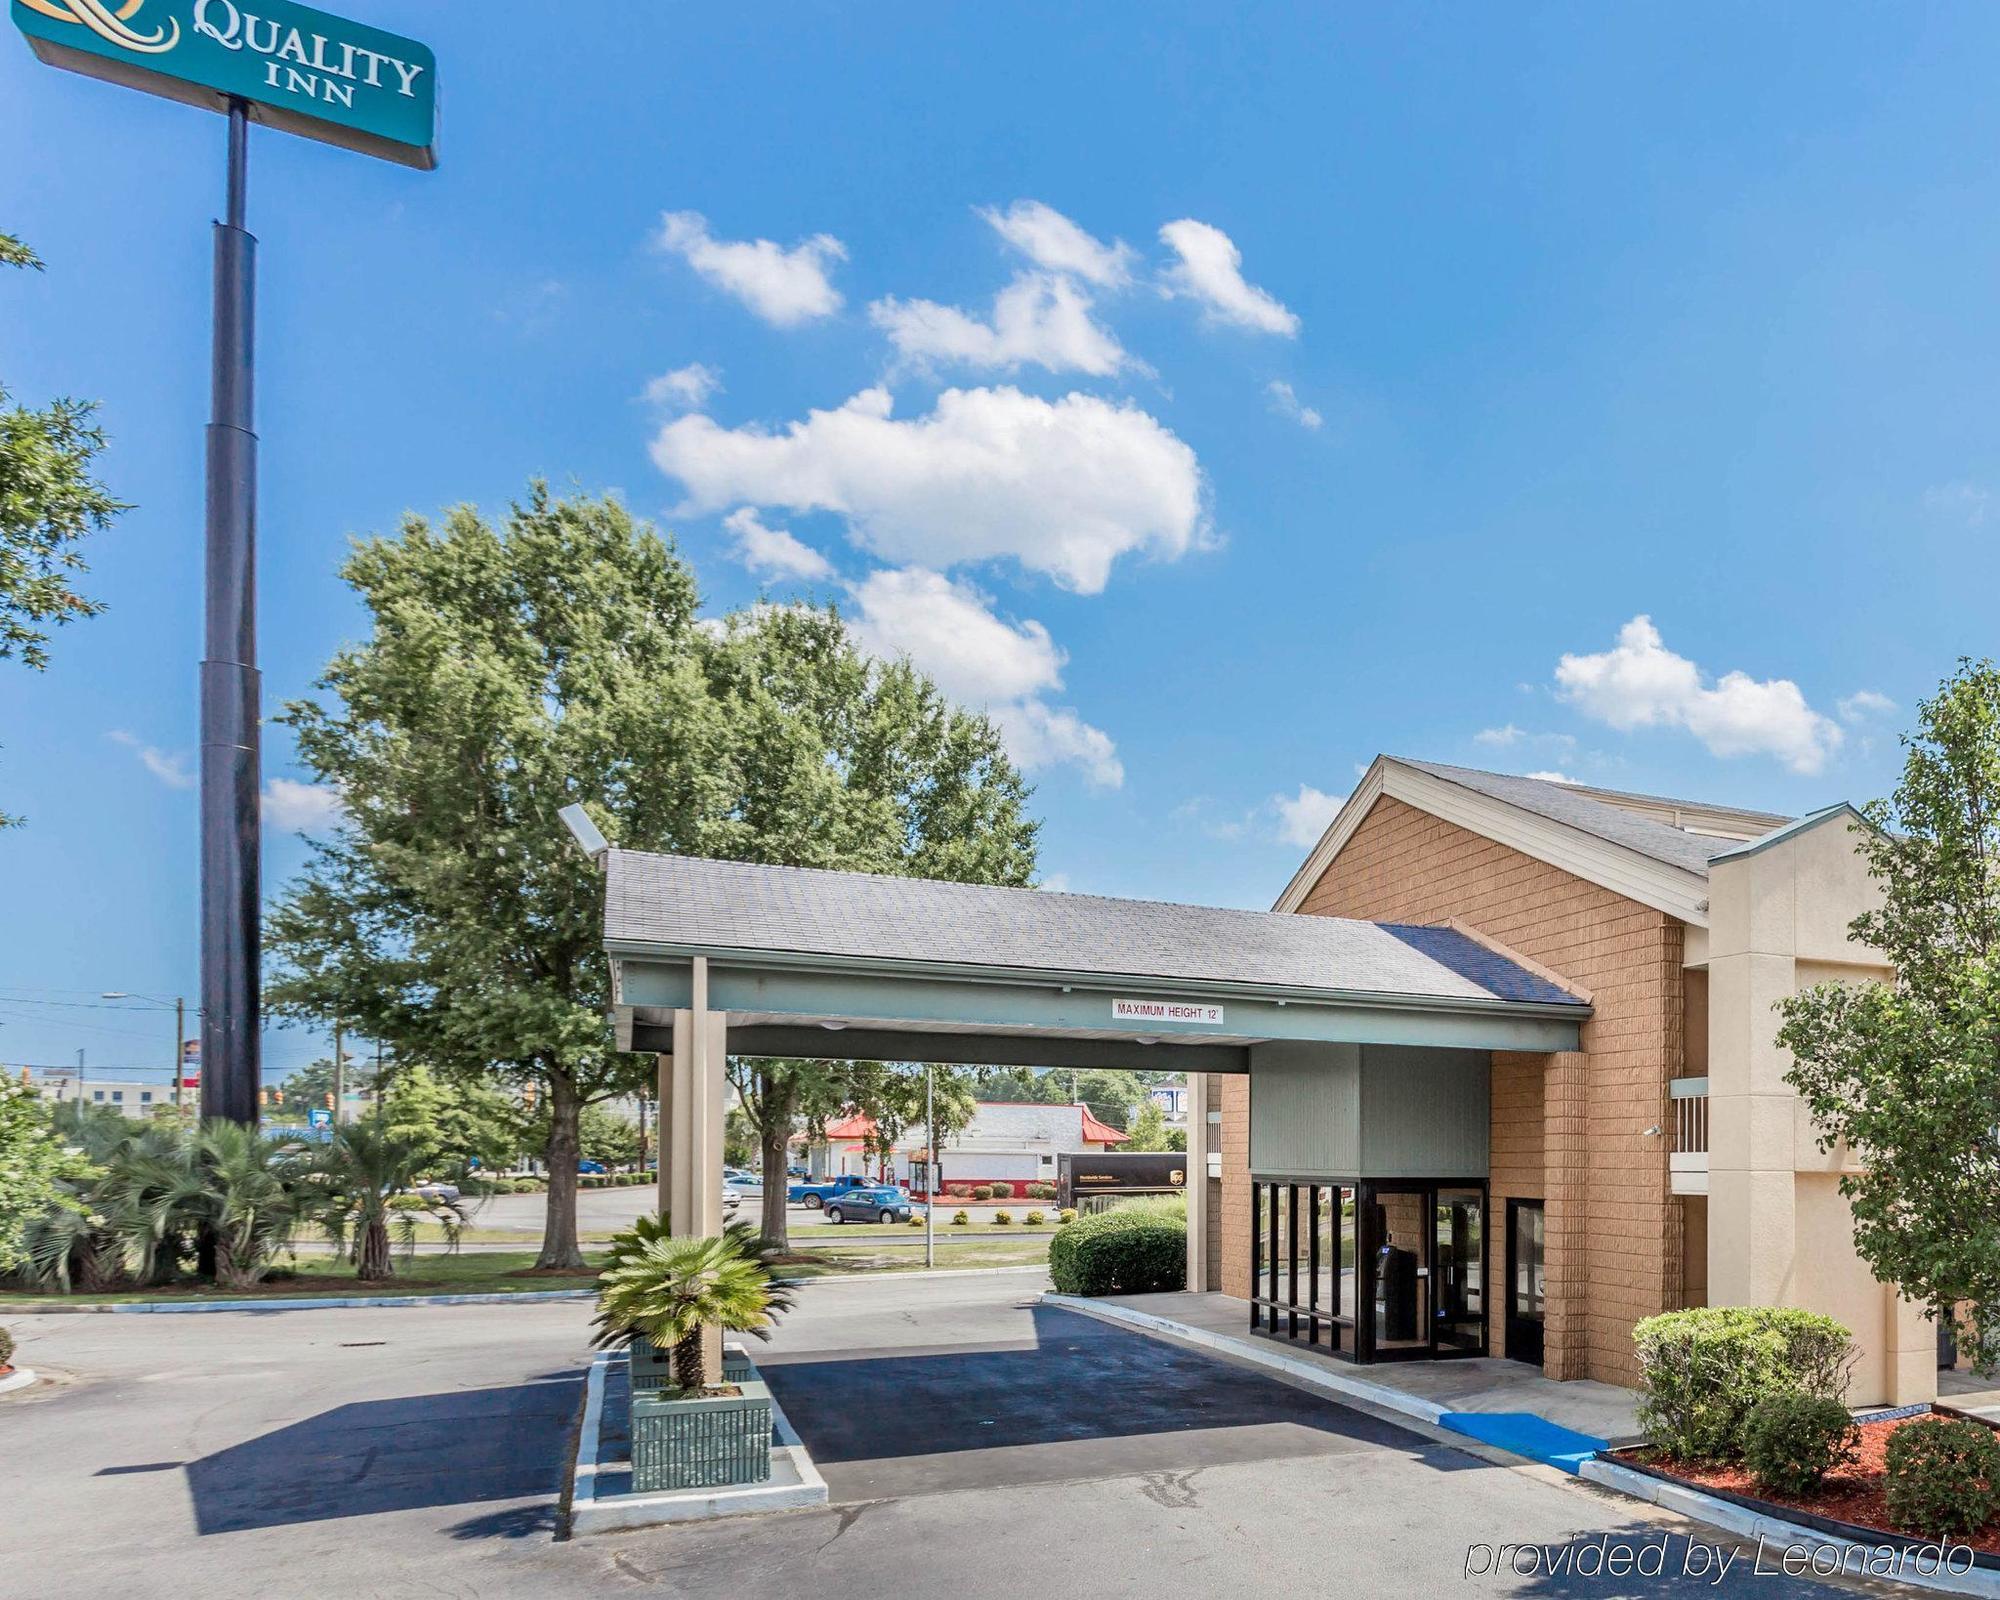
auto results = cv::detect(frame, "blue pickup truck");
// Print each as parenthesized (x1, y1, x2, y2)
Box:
(787, 1174, 887, 1210)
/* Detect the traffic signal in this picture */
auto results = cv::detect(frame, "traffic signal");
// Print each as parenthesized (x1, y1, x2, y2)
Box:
(258, 1088, 269, 1108)
(325, 1093, 334, 1109)
(273, 1088, 284, 1106)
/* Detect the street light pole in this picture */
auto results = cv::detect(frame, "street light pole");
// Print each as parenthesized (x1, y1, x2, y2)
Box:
(199, 97, 262, 1130)
(174, 996, 185, 1116)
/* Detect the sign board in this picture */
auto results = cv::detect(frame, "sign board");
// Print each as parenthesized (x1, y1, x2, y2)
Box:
(307, 1106, 331, 1128)
(179, 1036, 200, 1089)
(1056, 1151, 1188, 1209)
(1112, 996, 1225, 1027)
(11, 0, 436, 167)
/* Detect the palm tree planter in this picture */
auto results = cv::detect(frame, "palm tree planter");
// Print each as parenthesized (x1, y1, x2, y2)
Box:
(629, 1334, 753, 1391)
(629, 1377, 774, 1492)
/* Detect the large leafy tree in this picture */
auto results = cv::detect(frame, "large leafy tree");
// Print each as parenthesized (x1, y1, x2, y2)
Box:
(1, 231, 125, 826)
(377, 1063, 523, 1177)
(266, 483, 1038, 1268)
(1778, 659, 2000, 1364)
(0, 1077, 84, 1275)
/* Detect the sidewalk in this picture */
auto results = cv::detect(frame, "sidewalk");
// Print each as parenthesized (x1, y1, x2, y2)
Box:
(1049, 1289, 1640, 1473)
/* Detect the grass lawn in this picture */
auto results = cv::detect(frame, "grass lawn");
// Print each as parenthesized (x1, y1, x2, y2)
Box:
(0, 1234, 1052, 1306)
(0, 1250, 608, 1308)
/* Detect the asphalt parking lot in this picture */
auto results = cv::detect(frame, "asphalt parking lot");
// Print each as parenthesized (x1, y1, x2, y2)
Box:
(2, 1273, 1874, 1599)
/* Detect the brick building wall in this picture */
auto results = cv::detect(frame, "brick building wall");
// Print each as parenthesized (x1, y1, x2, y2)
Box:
(1223, 794, 1682, 1386)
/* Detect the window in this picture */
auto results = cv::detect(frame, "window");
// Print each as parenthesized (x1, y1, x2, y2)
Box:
(1249, 1179, 1357, 1354)
(140, 1091, 153, 1104)
(111, 1090, 124, 1103)
(93, 1090, 105, 1102)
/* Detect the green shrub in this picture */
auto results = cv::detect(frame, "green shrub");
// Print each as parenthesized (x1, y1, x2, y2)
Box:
(1743, 1393, 1859, 1496)
(1885, 1419, 2000, 1539)
(908, 1214, 923, 1227)
(1048, 1206, 1185, 1296)
(971, 1185, 994, 1201)
(993, 1210, 1013, 1225)
(0, 1326, 14, 1368)
(1025, 1210, 1045, 1225)
(1025, 1182, 1055, 1200)
(1632, 1307, 1855, 1462)
(1057, 1208, 1076, 1224)
(951, 1209, 969, 1226)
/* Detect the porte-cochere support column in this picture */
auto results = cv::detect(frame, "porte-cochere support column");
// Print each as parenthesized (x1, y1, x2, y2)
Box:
(653, 954, 729, 1382)
(1542, 1049, 1589, 1380)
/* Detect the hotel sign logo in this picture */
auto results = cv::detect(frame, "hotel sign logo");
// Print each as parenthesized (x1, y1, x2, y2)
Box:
(12, 0, 437, 167)
(1112, 996, 1225, 1027)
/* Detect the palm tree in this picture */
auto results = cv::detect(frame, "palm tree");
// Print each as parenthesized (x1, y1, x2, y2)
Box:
(186, 1121, 311, 1288)
(591, 1233, 784, 1391)
(309, 1119, 467, 1281)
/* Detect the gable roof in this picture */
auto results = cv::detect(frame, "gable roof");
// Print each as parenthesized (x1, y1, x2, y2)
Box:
(606, 848, 1587, 1011)
(1394, 759, 1780, 875)
(1078, 1108, 1130, 1143)
(1274, 757, 1800, 927)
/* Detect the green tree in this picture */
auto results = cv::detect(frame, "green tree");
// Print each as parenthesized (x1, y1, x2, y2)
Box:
(377, 1063, 522, 1177)
(1122, 1096, 1187, 1153)
(1778, 660, 2000, 1366)
(0, 1077, 78, 1275)
(309, 1120, 466, 1281)
(576, 1102, 641, 1167)
(1, 231, 126, 826)
(281, 1053, 378, 1116)
(266, 483, 1038, 1268)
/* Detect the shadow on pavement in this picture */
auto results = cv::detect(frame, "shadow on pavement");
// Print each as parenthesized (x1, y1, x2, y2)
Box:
(184, 1373, 583, 1534)
(759, 1303, 1482, 1497)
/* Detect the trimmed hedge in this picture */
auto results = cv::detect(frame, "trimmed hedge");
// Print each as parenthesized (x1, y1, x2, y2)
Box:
(1632, 1306, 1855, 1463)
(1885, 1418, 2000, 1539)
(0, 1325, 13, 1368)
(1048, 1206, 1185, 1296)
(1743, 1393, 1858, 1496)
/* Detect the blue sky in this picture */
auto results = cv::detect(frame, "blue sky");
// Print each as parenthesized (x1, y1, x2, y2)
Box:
(4, 2, 1998, 1082)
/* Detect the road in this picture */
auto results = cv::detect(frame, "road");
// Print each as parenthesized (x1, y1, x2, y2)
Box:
(1, 1275, 1875, 1599)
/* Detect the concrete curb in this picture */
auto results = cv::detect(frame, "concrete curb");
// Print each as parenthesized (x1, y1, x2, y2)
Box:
(568, 1345, 829, 1532)
(1580, 1456, 1999, 1597)
(2, 1289, 597, 1315)
(1040, 1292, 1449, 1427)
(0, 1368, 37, 1394)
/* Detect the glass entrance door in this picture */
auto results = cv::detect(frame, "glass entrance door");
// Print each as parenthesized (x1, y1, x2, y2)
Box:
(1367, 1186, 1431, 1355)
(1433, 1188, 1485, 1353)
(1506, 1199, 1545, 1366)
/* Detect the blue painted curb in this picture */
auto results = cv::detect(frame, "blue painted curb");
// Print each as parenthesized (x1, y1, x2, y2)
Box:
(102, 1289, 597, 1314)
(1439, 1411, 1608, 1474)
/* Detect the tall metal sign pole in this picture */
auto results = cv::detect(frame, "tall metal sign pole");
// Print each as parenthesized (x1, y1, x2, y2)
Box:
(202, 96, 260, 1125)
(13, 0, 438, 1124)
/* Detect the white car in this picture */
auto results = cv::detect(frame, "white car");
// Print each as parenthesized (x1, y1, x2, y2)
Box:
(724, 1173, 764, 1197)
(722, 1187, 742, 1216)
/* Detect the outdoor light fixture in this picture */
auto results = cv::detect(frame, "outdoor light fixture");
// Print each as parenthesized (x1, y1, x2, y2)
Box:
(1642, 1124, 1663, 1138)
(820, 1021, 848, 1032)
(558, 804, 610, 864)
(1137, 1035, 1160, 1046)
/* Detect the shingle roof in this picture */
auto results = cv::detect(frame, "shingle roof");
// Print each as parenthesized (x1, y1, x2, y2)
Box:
(1393, 758, 1785, 875)
(605, 850, 1584, 1010)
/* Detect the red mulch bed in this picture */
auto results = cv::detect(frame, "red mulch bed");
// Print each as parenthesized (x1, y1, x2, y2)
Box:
(1618, 1410, 2000, 1555)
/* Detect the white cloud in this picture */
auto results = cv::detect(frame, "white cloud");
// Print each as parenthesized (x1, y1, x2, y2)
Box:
(1159, 219, 1299, 336)
(1474, 724, 1576, 753)
(870, 273, 1131, 377)
(723, 507, 834, 583)
(653, 211, 845, 327)
(1554, 615, 1843, 776)
(979, 200, 1135, 287)
(263, 778, 344, 832)
(1924, 481, 1994, 526)
(1265, 380, 1322, 430)
(1837, 690, 1896, 724)
(107, 729, 192, 790)
(847, 568, 1063, 704)
(1271, 783, 1345, 849)
(642, 363, 720, 410)
(1525, 770, 1578, 785)
(651, 385, 1206, 595)
(1039, 870, 1074, 893)
(1475, 724, 1526, 747)
(845, 567, 1120, 786)
(994, 701, 1124, 789)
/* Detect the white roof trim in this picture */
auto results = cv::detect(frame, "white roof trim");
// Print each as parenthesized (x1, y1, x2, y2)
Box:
(1272, 756, 1712, 927)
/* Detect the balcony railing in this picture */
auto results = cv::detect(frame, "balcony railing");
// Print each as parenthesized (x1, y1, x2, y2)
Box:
(1670, 1076, 1708, 1195)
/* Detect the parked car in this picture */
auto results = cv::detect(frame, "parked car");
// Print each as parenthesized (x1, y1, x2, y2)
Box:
(722, 1187, 742, 1217)
(787, 1173, 882, 1209)
(400, 1181, 460, 1203)
(577, 1159, 607, 1175)
(724, 1173, 763, 1197)
(823, 1187, 918, 1225)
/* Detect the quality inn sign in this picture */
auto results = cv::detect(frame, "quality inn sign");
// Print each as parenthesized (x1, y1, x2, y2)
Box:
(12, 0, 436, 167)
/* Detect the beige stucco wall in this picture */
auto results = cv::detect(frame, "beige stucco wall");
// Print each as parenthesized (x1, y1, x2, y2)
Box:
(1704, 813, 1932, 1406)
